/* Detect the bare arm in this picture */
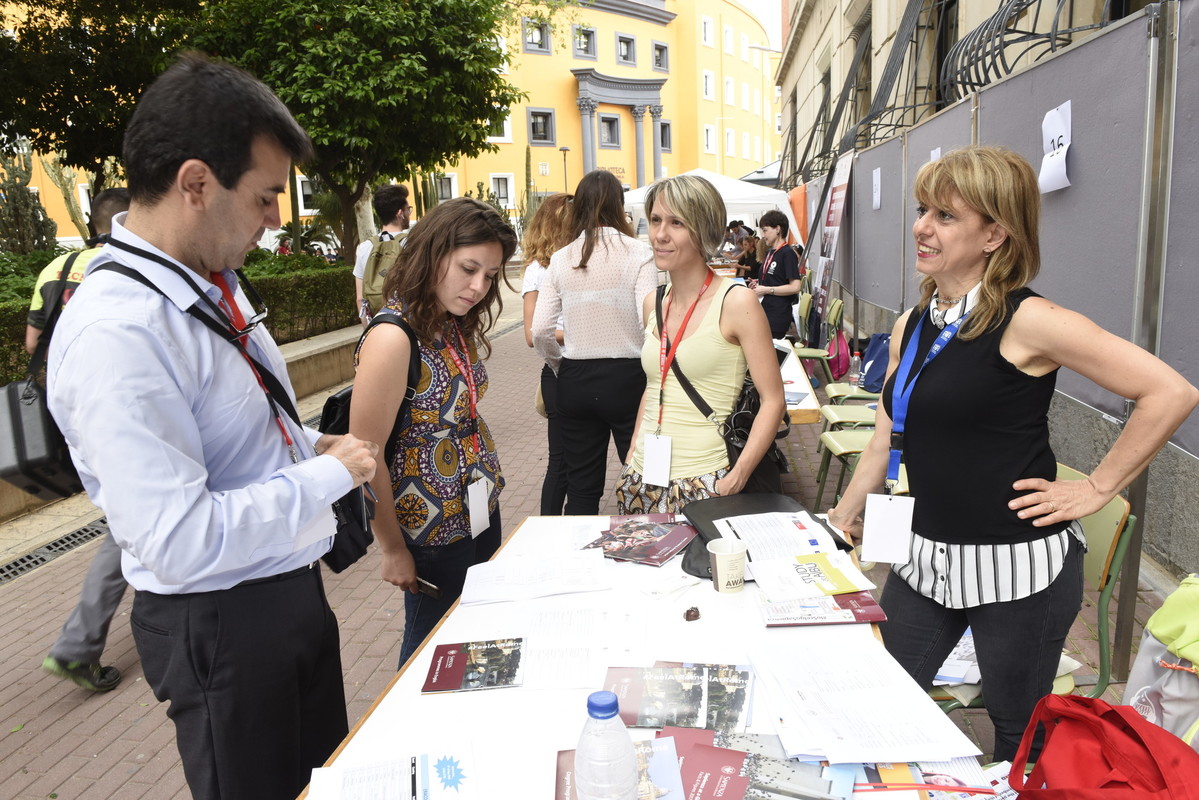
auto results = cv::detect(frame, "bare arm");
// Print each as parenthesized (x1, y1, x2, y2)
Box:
(522, 290, 538, 348)
(354, 277, 369, 328)
(716, 286, 787, 496)
(827, 312, 910, 542)
(625, 291, 658, 466)
(1003, 298, 1199, 526)
(349, 323, 418, 592)
(25, 325, 42, 355)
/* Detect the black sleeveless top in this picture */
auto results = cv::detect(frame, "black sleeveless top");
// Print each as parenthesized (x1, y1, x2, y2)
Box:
(882, 288, 1063, 545)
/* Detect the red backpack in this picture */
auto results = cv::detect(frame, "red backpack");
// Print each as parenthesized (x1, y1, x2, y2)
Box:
(1010, 694, 1199, 799)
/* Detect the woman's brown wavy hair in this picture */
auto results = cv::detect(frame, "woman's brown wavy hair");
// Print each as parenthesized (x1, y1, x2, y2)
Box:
(520, 192, 574, 267)
(913, 146, 1041, 340)
(381, 197, 517, 359)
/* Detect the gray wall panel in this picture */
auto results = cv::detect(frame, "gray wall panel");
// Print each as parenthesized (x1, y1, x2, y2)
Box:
(1161, 0, 1199, 456)
(976, 16, 1150, 418)
(851, 137, 906, 312)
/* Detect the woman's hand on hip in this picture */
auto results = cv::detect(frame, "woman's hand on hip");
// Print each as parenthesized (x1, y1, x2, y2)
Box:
(380, 547, 419, 593)
(715, 470, 746, 497)
(1010, 476, 1110, 526)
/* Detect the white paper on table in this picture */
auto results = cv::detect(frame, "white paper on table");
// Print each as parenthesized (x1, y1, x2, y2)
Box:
(751, 550, 875, 602)
(750, 630, 981, 764)
(714, 511, 839, 557)
(861, 493, 914, 563)
(459, 549, 608, 605)
(310, 745, 477, 800)
(1039, 100, 1072, 193)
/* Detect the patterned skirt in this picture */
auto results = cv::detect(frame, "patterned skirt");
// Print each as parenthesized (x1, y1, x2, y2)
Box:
(614, 465, 729, 515)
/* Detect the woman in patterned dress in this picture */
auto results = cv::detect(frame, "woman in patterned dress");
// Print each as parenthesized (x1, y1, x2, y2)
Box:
(350, 197, 518, 668)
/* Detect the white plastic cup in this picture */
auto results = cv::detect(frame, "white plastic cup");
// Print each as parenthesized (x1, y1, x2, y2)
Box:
(706, 537, 747, 593)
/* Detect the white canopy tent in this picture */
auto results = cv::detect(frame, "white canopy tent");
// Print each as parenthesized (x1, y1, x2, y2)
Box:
(624, 168, 802, 247)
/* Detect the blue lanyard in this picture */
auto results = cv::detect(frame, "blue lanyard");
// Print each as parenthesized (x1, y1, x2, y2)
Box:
(886, 309, 970, 488)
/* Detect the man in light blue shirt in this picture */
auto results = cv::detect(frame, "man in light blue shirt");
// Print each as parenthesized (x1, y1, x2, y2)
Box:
(46, 54, 378, 800)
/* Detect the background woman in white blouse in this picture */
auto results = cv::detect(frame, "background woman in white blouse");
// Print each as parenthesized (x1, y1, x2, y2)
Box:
(532, 170, 657, 515)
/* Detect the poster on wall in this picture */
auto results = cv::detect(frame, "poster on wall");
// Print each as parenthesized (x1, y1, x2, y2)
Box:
(809, 151, 854, 347)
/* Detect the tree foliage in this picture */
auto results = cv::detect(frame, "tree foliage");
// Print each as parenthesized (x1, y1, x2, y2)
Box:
(192, 0, 571, 255)
(0, 1, 200, 191)
(0, 146, 58, 254)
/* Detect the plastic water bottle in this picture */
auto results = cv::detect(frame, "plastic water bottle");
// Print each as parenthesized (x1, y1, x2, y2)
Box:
(574, 691, 637, 800)
(848, 350, 862, 386)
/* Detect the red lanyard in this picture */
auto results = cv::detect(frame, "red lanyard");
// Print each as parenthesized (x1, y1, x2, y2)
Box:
(657, 271, 714, 428)
(759, 248, 777, 283)
(442, 319, 480, 454)
(216, 273, 297, 462)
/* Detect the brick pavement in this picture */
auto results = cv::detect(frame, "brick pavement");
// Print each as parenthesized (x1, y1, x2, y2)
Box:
(0, 269, 1164, 796)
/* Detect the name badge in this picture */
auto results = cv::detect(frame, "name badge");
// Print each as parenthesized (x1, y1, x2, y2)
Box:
(467, 477, 489, 537)
(642, 433, 672, 488)
(861, 493, 915, 564)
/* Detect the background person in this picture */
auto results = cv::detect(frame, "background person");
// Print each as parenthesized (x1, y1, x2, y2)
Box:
(35, 187, 132, 693)
(532, 170, 656, 515)
(828, 145, 1198, 762)
(734, 232, 761, 280)
(520, 193, 573, 515)
(748, 209, 801, 338)
(354, 184, 411, 324)
(616, 175, 784, 514)
(46, 54, 378, 799)
(349, 197, 516, 668)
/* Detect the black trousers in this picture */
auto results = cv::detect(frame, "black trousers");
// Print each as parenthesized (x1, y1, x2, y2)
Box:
(556, 357, 645, 515)
(131, 565, 347, 800)
(879, 535, 1083, 762)
(539, 363, 569, 515)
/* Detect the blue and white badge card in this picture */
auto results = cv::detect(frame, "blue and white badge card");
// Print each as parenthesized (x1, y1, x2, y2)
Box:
(862, 493, 915, 563)
(642, 433, 672, 488)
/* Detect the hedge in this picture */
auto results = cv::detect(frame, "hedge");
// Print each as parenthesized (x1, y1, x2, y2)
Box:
(0, 260, 357, 384)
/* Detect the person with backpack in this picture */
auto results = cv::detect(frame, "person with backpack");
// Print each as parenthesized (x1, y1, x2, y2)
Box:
(349, 197, 517, 669)
(354, 184, 411, 325)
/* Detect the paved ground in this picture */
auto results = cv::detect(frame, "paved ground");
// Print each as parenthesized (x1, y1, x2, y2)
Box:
(0, 268, 1167, 797)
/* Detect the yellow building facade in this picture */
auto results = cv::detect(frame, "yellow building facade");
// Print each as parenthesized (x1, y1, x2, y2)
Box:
(434, 0, 782, 216)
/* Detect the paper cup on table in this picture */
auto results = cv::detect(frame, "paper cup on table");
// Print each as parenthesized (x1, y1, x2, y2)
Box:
(707, 538, 746, 593)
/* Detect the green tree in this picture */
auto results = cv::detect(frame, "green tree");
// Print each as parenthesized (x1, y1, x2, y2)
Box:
(192, 0, 573, 256)
(0, 145, 58, 253)
(0, 1, 200, 192)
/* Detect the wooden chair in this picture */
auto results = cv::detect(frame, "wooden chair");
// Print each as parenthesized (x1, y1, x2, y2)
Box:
(793, 298, 844, 386)
(935, 462, 1136, 712)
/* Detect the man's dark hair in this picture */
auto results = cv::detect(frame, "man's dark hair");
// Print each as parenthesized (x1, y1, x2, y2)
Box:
(758, 209, 789, 236)
(123, 52, 314, 204)
(373, 185, 410, 225)
(88, 188, 131, 237)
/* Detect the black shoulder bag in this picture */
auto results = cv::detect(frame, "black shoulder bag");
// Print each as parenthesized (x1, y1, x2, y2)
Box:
(94, 254, 376, 573)
(0, 252, 86, 499)
(654, 285, 789, 496)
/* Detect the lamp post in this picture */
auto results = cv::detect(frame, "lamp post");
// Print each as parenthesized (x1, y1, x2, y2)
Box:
(559, 146, 571, 191)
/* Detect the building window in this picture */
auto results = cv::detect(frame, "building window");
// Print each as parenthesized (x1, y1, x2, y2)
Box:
(491, 174, 514, 208)
(725, 129, 736, 157)
(599, 113, 621, 148)
(522, 19, 550, 54)
(526, 108, 556, 146)
(573, 26, 596, 59)
(724, 77, 735, 106)
(493, 35, 508, 73)
(741, 83, 750, 110)
(659, 121, 672, 152)
(742, 132, 751, 159)
(702, 70, 715, 101)
(752, 48, 761, 70)
(296, 176, 317, 215)
(436, 174, 458, 201)
(487, 114, 512, 143)
(775, 113, 783, 134)
(741, 34, 750, 62)
(703, 125, 716, 154)
(753, 88, 761, 116)
(723, 25, 734, 54)
(616, 34, 636, 65)
(652, 41, 669, 72)
(701, 16, 714, 47)
(754, 136, 762, 162)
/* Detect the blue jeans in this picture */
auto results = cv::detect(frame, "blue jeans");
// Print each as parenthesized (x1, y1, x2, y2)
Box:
(398, 507, 501, 669)
(879, 534, 1083, 762)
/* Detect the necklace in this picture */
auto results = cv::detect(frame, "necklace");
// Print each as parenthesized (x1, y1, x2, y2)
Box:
(935, 294, 963, 305)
